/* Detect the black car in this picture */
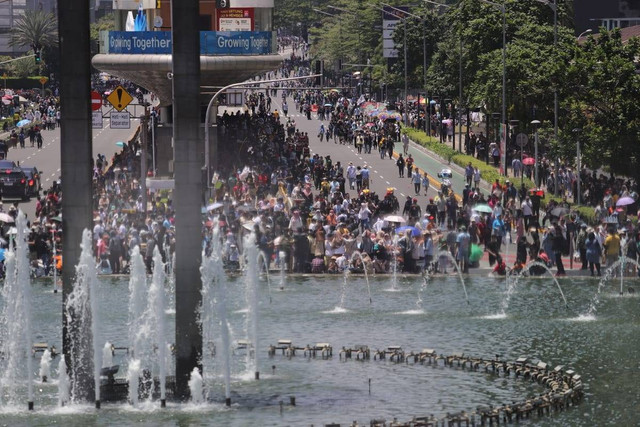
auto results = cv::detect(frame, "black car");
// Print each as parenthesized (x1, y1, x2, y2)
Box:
(21, 166, 42, 197)
(0, 167, 29, 200)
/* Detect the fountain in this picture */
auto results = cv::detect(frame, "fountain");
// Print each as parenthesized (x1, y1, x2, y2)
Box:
(415, 270, 430, 311)
(0, 212, 34, 409)
(149, 247, 168, 406)
(257, 251, 272, 303)
(349, 251, 372, 304)
(201, 224, 232, 406)
(243, 233, 260, 380)
(128, 246, 147, 359)
(188, 367, 204, 404)
(57, 356, 70, 407)
(39, 349, 53, 383)
(127, 359, 141, 406)
(585, 256, 640, 317)
(64, 229, 102, 407)
(435, 250, 469, 303)
(498, 261, 569, 316)
(102, 342, 113, 369)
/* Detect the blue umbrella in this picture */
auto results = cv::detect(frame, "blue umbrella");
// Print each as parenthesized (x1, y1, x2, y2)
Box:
(16, 119, 31, 128)
(0, 248, 5, 262)
(115, 141, 126, 147)
(395, 226, 420, 237)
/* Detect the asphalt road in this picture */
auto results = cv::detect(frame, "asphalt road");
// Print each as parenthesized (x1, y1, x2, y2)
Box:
(271, 95, 464, 209)
(2, 107, 138, 221)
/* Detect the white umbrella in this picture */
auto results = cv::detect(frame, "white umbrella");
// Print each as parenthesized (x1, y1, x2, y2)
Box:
(384, 215, 406, 224)
(0, 212, 14, 223)
(206, 202, 224, 212)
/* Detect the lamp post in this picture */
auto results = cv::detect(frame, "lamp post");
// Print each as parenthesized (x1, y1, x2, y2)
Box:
(380, 4, 425, 127)
(531, 120, 541, 188)
(478, 0, 506, 174)
(313, 8, 340, 85)
(577, 28, 593, 40)
(573, 128, 582, 205)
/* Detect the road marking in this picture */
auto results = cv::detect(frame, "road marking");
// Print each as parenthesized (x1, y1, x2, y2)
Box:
(386, 181, 390, 184)
(379, 175, 384, 179)
(400, 193, 405, 197)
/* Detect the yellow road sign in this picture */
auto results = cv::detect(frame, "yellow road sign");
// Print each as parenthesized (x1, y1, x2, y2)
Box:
(106, 85, 134, 112)
(39, 77, 48, 85)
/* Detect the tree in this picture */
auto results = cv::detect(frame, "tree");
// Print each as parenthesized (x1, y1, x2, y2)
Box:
(10, 9, 58, 52)
(91, 14, 115, 58)
(559, 29, 640, 182)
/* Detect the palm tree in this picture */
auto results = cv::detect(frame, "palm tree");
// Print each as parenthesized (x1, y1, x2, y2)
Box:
(9, 9, 58, 52)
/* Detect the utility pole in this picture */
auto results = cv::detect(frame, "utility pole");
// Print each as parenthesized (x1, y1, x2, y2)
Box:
(140, 108, 148, 212)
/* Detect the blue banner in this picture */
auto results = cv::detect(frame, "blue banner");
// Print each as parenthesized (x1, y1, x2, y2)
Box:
(200, 31, 272, 55)
(106, 31, 272, 55)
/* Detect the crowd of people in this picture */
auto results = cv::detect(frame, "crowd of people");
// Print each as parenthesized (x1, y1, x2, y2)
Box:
(4, 45, 638, 280)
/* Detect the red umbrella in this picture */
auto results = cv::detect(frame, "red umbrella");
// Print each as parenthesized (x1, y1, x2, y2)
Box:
(522, 157, 535, 166)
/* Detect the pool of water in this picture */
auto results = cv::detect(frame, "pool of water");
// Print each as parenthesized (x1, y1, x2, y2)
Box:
(1, 273, 639, 426)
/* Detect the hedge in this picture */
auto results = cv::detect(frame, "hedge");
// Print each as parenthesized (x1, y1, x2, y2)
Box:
(402, 127, 597, 224)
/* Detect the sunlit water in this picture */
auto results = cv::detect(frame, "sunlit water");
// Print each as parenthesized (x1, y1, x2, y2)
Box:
(0, 274, 639, 426)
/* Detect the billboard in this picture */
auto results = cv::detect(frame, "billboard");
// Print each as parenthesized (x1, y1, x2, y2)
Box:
(105, 31, 273, 55)
(382, 5, 409, 58)
(218, 8, 254, 31)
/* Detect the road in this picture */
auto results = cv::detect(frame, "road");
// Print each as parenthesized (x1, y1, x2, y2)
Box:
(3, 107, 138, 221)
(270, 95, 466, 210)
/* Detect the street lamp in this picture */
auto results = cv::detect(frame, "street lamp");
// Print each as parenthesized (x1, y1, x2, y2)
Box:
(572, 128, 582, 205)
(531, 119, 541, 188)
(380, 3, 425, 127)
(478, 0, 506, 174)
(577, 28, 593, 40)
(534, 0, 561, 195)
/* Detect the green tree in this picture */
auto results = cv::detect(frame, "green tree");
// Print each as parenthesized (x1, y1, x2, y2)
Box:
(559, 29, 640, 181)
(10, 9, 58, 52)
(8, 53, 39, 78)
(91, 14, 115, 58)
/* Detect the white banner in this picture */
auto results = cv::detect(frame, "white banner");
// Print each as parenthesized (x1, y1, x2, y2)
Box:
(92, 111, 103, 129)
(110, 111, 130, 129)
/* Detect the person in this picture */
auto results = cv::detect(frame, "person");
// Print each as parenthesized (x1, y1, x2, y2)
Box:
(402, 132, 409, 155)
(473, 167, 481, 190)
(421, 172, 429, 196)
(406, 154, 414, 178)
(464, 162, 473, 186)
(346, 162, 356, 190)
(492, 214, 505, 248)
(318, 123, 325, 142)
(456, 225, 471, 273)
(552, 225, 566, 276)
(411, 170, 421, 195)
(585, 231, 602, 276)
(603, 227, 621, 269)
(577, 223, 588, 270)
(396, 154, 405, 178)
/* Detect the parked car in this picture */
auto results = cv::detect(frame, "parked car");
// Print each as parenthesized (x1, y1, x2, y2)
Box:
(21, 166, 41, 198)
(0, 166, 29, 200)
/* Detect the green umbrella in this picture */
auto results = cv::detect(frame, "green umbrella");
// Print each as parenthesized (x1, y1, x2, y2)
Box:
(469, 244, 483, 263)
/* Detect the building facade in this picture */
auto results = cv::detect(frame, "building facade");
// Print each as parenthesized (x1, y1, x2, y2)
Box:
(575, 0, 640, 33)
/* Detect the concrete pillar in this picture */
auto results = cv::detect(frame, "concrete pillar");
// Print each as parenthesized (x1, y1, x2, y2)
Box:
(58, 0, 94, 401)
(171, 1, 203, 399)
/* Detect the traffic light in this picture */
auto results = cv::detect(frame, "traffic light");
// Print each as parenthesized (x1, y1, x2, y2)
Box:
(216, 0, 230, 8)
(34, 50, 41, 63)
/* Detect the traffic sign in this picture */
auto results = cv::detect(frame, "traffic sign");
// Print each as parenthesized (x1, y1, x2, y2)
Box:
(106, 85, 134, 112)
(91, 91, 102, 111)
(516, 133, 529, 148)
(92, 110, 103, 129)
(39, 77, 48, 85)
(110, 111, 130, 129)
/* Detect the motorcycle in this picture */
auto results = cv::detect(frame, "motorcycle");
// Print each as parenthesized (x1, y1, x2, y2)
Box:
(437, 169, 453, 196)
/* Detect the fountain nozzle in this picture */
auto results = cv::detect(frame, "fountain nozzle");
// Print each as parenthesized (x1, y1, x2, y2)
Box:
(160, 399, 166, 408)
(95, 400, 101, 409)
(225, 397, 231, 407)
(28, 401, 34, 410)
